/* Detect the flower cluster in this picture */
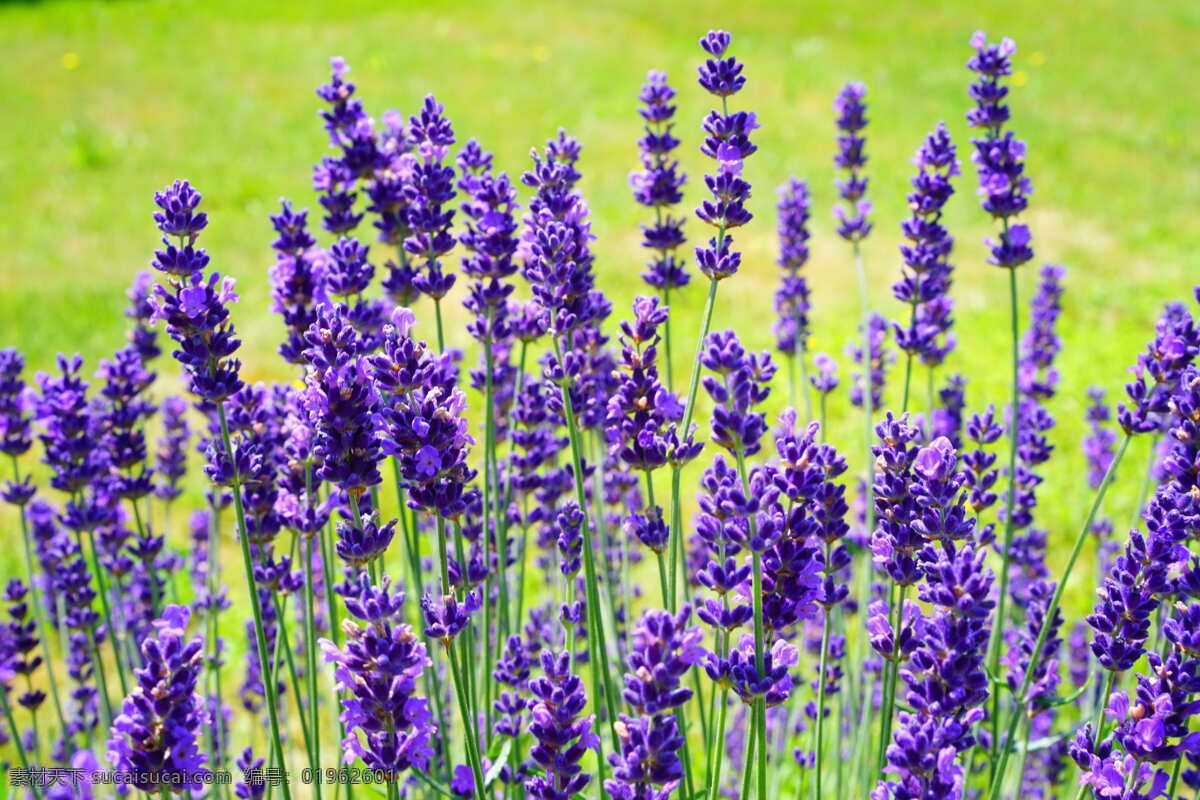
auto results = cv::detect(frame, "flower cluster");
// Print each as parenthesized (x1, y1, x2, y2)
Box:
(694, 30, 757, 280)
(633, 71, 689, 292)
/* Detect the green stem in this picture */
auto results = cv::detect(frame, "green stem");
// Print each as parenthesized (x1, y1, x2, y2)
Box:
(706, 688, 730, 800)
(270, 590, 316, 772)
(813, 603, 832, 799)
(302, 533, 323, 800)
(217, 404, 293, 800)
(446, 638, 488, 799)
(876, 584, 908, 772)
(668, 275, 721, 611)
(81, 523, 130, 696)
(1, 685, 40, 800)
(11, 460, 69, 745)
(551, 335, 619, 765)
(986, 257, 1021, 766)
(985, 432, 1132, 800)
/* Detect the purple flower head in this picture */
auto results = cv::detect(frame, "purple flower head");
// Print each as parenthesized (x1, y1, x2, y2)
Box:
(303, 305, 382, 495)
(968, 32, 1034, 268)
(1083, 386, 1117, 490)
(605, 715, 686, 800)
(774, 178, 812, 356)
(520, 131, 601, 336)
(1119, 301, 1200, 434)
(893, 124, 959, 366)
(553, 500, 585, 576)
(107, 605, 209, 793)
(634, 71, 689, 291)
(525, 650, 599, 800)
(154, 395, 190, 502)
(458, 141, 521, 343)
(0, 348, 32, 460)
(268, 202, 327, 363)
(153, 179, 208, 240)
(421, 591, 481, 643)
(1019, 264, 1065, 399)
(605, 296, 685, 472)
(334, 510, 396, 569)
(320, 575, 435, 774)
(125, 271, 162, 363)
(701, 329, 775, 457)
(35, 354, 109, 494)
(406, 95, 458, 300)
(848, 313, 891, 410)
(694, 31, 755, 281)
(697, 31, 743, 96)
(833, 82, 872, 242)
(147, 183, 244, 402)
(621, 605, 704, 715)
(810, 353, 839, 395)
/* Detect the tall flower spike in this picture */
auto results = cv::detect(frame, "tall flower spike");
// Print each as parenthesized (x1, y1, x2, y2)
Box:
(773, 178, 813, 360)
(893, 124, 959, 369)
(321, 575, 435, 773)
(148, 180, 244, 403)
(107, 605, 209, 793)
(525, 650, 598, 800)
(407, 95, 458, 301)
(694, 29, 756, 281)
(967, 31, 1033, 268)
(633, 70, 689, 292)
(833, 82, 872, 242)
(302, 305, 382, 495)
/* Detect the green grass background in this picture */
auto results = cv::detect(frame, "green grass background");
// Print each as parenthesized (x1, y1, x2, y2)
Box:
(1, 0, 1198, 622)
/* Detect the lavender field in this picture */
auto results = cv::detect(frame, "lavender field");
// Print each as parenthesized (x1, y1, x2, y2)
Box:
(1, 2, 1199, 799)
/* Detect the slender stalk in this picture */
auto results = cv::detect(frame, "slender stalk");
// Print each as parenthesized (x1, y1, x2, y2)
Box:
(986, 257, 1021, 760)
(433, 298, 446, 353)
(813, 601, 832, 799)
(302, 533, 323, 800)
(1, 685, 41, 800)
(876, 584, 908, 772)
(900, 301, 917, 413)
(985, 432, 1131, 800)
(739, 707, 758, 800)
(551, 335, 619, 761)
(81, 523, 130, 695)
(797, 346, 815, 424)
(11, 459, 68, 743)
(217, 405, 293, 800)
(445, 637, 488, 799)
(270, 591, 316, 774)
(668, 274, 720, 610)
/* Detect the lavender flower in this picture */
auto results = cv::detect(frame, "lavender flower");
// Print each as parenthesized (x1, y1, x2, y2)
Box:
(701, 330, 775, 458)
(321, 575, 435, 773)
(967, 31, 1033, 269)
(148, 180, 244, 402)
(833, 82, 872, 242)
(1083, 387, 1117, 491)
(605, 296, 684, 473)
(633, 70, 689, 292)
(773, 178, 813, 359)
(107, 605, 209, 793)
(154, 395, 190, 503)
(302, 305, 382, 495)
(525, 650, 598, 800)
(848, 313, 890, 410)
(893, 124, 958, 368)
(125, 271, 161, 363)
(406, 95, 458, 301)
(694, 30, 756, 281)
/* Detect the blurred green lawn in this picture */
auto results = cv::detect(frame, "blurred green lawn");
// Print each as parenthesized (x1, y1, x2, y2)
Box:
(1, 0, 1199, 621)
